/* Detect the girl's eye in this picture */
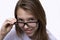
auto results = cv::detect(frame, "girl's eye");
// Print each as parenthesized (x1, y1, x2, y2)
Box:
(18, 18, 24, 22)
(29, 18, 36, 21)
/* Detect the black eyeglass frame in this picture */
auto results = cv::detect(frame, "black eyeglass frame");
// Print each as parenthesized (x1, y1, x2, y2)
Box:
(14, 20, 39, 28)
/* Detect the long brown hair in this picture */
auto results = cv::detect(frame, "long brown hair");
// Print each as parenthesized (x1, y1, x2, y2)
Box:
(14, 0, 49, 40)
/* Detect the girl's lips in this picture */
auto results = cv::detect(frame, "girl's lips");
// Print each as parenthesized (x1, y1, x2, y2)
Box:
(25, 30, 32, 34)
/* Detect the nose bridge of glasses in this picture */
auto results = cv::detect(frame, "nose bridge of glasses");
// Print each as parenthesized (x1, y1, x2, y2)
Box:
(24, 22, 29, 28)
(24, 22, 29, 26)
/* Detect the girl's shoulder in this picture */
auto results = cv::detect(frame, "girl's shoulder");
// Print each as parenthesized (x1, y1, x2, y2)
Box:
(3, 28, 21, 40)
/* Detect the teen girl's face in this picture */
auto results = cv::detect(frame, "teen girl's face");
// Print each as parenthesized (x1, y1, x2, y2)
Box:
(16, 8, 38, 37)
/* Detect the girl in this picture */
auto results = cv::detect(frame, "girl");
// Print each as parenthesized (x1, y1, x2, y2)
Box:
(0, 0, 56, 40)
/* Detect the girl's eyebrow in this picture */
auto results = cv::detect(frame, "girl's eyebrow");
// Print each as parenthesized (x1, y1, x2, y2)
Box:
(28, 17, 37, 20)
(18, 18, 22, 20)
(17, 18, 23, 20)
(17, 18, 24, 21)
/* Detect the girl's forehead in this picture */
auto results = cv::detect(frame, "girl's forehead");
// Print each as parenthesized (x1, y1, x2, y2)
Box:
(17, 8, 36, 18)
(17, 8, 33, 15)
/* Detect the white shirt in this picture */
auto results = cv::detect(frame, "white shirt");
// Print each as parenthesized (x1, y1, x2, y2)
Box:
(3, 28, 56, 40)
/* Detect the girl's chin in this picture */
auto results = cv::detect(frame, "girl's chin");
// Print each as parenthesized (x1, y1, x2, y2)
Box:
(26, 32, 34, 37)
(27, 34, 33, 38)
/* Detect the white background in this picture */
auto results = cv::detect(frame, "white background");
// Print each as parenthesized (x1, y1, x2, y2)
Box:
(0, 0, 60, 40)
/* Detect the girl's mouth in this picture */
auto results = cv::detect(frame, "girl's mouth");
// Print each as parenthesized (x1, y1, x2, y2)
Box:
(25, 30, 32, 34)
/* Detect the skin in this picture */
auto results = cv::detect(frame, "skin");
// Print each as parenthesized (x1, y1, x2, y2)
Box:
(0, 8, 38, 40)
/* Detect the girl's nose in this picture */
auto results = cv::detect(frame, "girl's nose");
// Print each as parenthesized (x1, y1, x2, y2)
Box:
(24, 24, 29, 29)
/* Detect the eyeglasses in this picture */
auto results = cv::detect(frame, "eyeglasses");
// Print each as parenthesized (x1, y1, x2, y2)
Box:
(15, 21, 38, 28)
